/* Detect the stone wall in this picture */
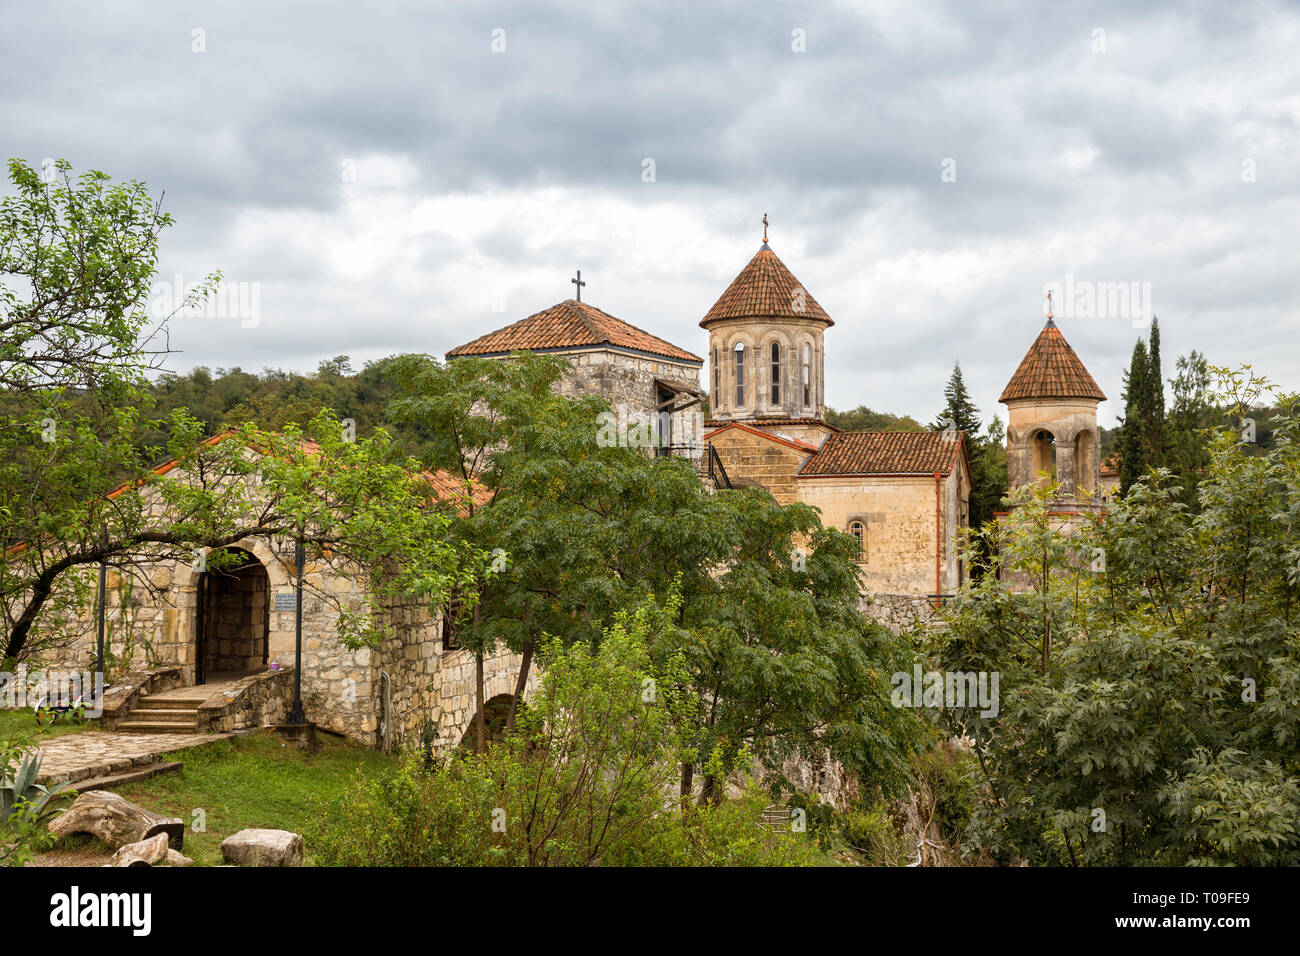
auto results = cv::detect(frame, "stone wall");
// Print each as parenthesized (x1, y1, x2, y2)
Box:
(861, 592, 944, 635)
(555, 348, 704, 449)
(706, 426, 811, 505)
(798, 474, 948, 594)
(376, 596, 535, 753)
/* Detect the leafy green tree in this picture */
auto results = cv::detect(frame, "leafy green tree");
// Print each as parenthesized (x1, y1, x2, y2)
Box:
(384, 352, 928, 797)
(311, 595, 828, 867)
(2, 407, 482, 663)
(826, 405, 924, 432)
(933, 370, 1300, 864)
(0, 158, 216, 395)
(1166, 350, 1214, 507)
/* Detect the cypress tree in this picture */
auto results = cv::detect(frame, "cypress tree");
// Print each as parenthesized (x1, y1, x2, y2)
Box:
(1143, 316, 1166, 467)
(1118, 339, 1149, 496)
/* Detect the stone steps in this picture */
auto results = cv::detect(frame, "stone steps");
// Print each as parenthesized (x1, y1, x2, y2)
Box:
(68, 761, 184, 792)
(128, 696, 204, 733)
(115, 719, 200, 733)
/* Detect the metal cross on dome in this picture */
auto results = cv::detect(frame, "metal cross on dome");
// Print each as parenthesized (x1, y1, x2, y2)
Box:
(762, 213, 769, 243)
(571, 269, 586, 301)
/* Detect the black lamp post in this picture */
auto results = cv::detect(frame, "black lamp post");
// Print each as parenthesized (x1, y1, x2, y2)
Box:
(95, 561, 106, 679)
(289, 533, 306, 724)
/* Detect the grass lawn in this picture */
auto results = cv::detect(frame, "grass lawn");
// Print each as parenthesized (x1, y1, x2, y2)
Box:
(0, 708, 97, 745)
(98, 730, 397, 865)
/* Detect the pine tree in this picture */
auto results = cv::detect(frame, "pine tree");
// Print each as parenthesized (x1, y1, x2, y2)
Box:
(934, 361, 999, 535)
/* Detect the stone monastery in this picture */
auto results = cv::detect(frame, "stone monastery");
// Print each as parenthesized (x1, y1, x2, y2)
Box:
(48, 222, 1108, 755)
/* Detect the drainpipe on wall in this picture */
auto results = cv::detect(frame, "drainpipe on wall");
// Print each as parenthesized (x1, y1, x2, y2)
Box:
(934, 472, 943, 606)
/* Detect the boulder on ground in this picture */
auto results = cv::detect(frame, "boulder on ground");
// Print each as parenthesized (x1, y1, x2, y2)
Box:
(220, 828, 303, 866)
(108, 832, 170, 867)
(163, 848, 194, 866)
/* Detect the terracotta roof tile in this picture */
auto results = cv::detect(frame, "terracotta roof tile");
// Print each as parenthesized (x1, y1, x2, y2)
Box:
(700, 245, 834, 328)
(798, 431, 964, 476)
(704, 417, 839, 431)
(999, 321, 1106, 403)
(447, 299, 701, 364)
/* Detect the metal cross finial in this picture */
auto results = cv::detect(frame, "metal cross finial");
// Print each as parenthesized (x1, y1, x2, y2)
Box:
(1046, 290, 1054, 321)
(762, 213, 769, 244)
(571, 269, 586, 301)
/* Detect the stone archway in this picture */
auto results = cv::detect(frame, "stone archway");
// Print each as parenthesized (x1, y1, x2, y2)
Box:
(457, 693, 518, 750)
(1030, 429, 1057, 483)
(195, 548, 269, 684)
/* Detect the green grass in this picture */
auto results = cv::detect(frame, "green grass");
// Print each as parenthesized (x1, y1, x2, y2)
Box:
(106, 731, 398, 865)
(0, 708, 97, 745)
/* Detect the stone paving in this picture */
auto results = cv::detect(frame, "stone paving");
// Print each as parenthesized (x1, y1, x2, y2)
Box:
(34, 730, 233, 785)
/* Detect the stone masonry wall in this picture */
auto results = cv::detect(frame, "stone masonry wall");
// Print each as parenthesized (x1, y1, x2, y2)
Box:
(377, 597, 536, 753)
(798, 475, 944, 594)
(861, 592, 943, 635)
(706, 427, 811, 505)
(557, 348, 704, 449)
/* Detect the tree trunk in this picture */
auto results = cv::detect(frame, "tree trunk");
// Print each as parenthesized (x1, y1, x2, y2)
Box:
(679, 762, 694, 812)
(47, 791, 185, 850)
(473, 602, 487, 754)
(504, 640, 533, 732)
(698, 774, 719, 807)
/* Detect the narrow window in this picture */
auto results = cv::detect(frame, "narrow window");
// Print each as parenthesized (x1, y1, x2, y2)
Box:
(770, 342, 781, 405)
(712, 347, 719, 400)
(734, 343, 745, 406)
(848, 520, 865, 561)
(802, 344, 811, 406)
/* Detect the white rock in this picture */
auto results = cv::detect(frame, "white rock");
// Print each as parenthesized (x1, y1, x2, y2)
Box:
(220, 828, 303, 866)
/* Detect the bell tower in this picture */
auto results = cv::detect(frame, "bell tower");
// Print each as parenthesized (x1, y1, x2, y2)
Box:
(700, 217, 834, 437)
(999, 295, 1106, 506)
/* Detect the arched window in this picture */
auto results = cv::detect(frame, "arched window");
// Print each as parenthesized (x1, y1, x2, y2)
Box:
(802, 344, 812, 407)
(770, 342, 781, 404)
(734, 343, 745, 406)
(712, 347, 719, 399)
(848, 520, 866, 560)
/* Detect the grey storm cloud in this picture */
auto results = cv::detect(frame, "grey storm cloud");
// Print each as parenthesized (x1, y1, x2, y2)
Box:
(2, 0, 1299, 426)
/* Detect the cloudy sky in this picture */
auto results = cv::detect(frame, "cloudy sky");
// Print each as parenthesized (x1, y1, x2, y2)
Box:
(4, 0, 1299, 427)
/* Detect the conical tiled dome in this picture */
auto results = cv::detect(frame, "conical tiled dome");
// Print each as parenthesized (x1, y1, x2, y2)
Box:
(699, 245, 834, 328)
(1000, 320, 1106, 403)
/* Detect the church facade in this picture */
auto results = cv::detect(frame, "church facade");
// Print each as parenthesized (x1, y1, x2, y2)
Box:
(446, 231, 982, 622)
(444, 227, 1111, 619)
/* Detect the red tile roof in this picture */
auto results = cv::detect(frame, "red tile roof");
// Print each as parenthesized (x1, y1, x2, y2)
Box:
(446, 299, 702, 364)
(999, 321, 1106, 403)
(798, 431, 966, 476)
(700, 245, 834, 328)
(704, 417, 839, 431)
